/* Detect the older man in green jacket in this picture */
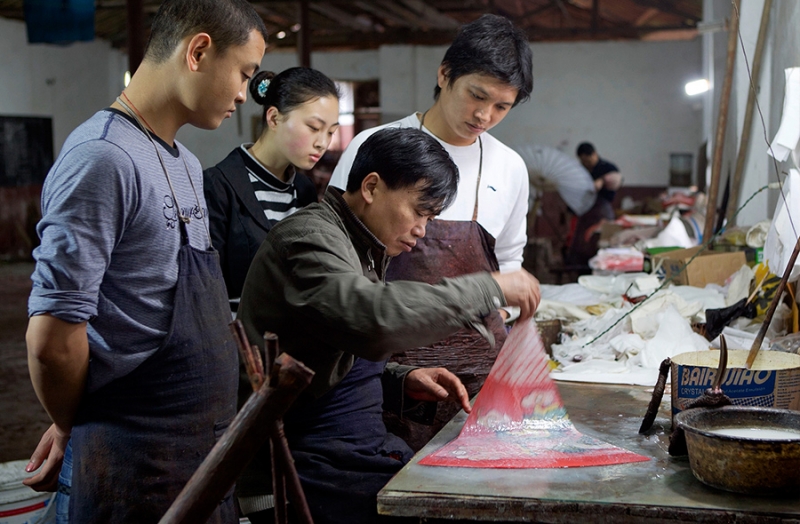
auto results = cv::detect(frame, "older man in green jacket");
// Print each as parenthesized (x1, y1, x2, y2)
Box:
(237, 127, 540, 524)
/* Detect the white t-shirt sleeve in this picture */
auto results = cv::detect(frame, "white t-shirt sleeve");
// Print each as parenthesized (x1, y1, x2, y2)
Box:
(329, 116, 415, 191)
(493, 152, 529, 273)
(329, 133, 364, 191)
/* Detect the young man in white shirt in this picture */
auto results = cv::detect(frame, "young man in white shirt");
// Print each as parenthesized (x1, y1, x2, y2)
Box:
(328, 14, 535, 450)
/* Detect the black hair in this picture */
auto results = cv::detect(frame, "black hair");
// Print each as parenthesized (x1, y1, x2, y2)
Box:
(249, 67, 340, 128)
(145, 0, 268, 63)
(346, 128, 459, 216)
(434, 14, 533, 107)
(576, 142, 596, 157)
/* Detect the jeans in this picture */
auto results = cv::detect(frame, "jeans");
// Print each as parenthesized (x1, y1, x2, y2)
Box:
(55, 439, 72, 524)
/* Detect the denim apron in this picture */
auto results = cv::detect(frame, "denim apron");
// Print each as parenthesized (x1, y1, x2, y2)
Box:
(69, 220, 237, 523)
(67, 98, 238, 523)
(284, 357, 412, 524)
(384, 120, 508, 451)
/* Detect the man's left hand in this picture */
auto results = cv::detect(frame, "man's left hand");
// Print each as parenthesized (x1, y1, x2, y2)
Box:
(405, 368, 471, 413)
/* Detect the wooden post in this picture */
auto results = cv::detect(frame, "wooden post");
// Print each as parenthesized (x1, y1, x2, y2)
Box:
(126, 0, 145, 75)
(726, 0, 772, 226)
(703, 0, 740, 244)
(298, 0, 311, 68)
(159, 353, 314, 524)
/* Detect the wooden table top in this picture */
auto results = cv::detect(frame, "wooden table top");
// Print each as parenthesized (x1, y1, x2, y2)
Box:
(378, 381, 800, 523)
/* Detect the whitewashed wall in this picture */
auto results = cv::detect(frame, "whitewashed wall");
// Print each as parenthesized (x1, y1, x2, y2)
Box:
(702, 0, 800, 225)
(1, 15, 704, 186)
(379, 40, 704, 189)
(0, 17, 127, 156)
(0, 13, 711, 198)
(764, 0, 800, 218)
(731, 0, 771, 227)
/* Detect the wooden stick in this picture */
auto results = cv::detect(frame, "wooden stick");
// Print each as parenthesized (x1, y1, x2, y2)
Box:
(251, 344, 265, 377)
(270, 419, 314, 524)
(230, 321, 261, 391)
(703, 0, 740, 243)
(232, 322, 257, 380)
(271, 437, 288, 524)
(265, 332, 280, 387)
(746, 236, 800, 368)
(159, 353, 314, 524)
(639, 358, 671, 434)
(726, 0, 772, 226)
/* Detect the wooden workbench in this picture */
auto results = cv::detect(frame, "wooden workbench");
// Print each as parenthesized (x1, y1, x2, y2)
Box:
(378, 382, 800, 523)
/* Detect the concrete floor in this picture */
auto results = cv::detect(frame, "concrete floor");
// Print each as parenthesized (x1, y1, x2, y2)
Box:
(0, 262, 51, 463)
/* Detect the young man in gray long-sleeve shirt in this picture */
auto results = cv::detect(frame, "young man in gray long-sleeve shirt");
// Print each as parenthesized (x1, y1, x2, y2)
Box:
(24, 1, 267, 522)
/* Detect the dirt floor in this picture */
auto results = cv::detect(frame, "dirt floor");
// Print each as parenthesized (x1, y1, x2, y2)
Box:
(0, 262, 51, 463)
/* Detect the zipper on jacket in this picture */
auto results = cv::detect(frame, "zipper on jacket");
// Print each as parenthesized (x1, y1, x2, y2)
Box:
(366, 250, 375, 272)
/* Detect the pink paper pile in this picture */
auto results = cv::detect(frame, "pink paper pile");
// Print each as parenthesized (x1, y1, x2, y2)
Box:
(420, 319, 649, 468)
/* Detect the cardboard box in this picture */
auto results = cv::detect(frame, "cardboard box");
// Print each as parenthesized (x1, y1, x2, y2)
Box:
(652, 246, 746, 287)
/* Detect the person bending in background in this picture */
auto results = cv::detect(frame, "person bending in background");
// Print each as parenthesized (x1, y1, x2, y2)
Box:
(566, 142, 623, 268)
(238, 127, 541, 524)
(577, 141, 622, 213)
(327, 13, 534, 451)
(204, 67, 340, 312)
(23, 1, 267, 522)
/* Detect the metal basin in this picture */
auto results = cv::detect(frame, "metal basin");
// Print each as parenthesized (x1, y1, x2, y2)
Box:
(675, 406, 800, 495)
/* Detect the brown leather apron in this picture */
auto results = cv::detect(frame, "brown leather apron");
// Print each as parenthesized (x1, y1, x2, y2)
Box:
(384, 122, 507, 451)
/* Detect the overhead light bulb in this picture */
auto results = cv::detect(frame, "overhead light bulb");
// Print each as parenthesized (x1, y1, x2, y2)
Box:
(124, 70, 131, 87)
(685, 79, 710, 96)
(276, 31, 286, 39)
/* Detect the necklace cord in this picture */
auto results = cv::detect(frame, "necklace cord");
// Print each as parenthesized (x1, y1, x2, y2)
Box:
(116, 95, 211, 245)
(420, 111, 483, 221)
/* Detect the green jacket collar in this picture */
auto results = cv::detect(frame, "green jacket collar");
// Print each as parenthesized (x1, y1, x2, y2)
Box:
(323, 187, 390, 277)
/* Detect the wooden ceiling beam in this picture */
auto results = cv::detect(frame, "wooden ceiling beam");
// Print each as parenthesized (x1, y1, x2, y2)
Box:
(519, 1, 558, 28)
(354, 1, 414, 28)
(268, 26, 460, 49)
(398, 0, 461, 30)
(635, 7, 660, 26)
(525, 22, 694, 39)
(251, 3, 296, 28)
(309, 3, 373, 31)
(630, 0, 700, 22)
(266, 19, 697, 51)
(563, 0, 637, 25)
(0, 0, 704, 50)
(372, 0, 430, 30)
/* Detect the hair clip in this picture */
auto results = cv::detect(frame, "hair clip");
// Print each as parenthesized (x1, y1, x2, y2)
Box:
(257, 78, 270, 98)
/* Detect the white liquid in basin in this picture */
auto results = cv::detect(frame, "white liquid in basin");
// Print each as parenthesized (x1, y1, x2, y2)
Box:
(708, 427, 800, 440)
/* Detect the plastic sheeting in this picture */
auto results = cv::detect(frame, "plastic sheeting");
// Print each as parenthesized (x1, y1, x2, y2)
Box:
(419, 319, 649, 468)
(765, 169, 800, 283)
(515, 144, 596, 216)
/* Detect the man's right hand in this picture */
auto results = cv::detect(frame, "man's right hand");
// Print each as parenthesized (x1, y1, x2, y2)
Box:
(23, 423, 70, 492)
(491, 270, 541, 321)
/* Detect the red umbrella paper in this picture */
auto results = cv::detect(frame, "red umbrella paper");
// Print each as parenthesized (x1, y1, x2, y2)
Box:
(420, 319, 649, 468)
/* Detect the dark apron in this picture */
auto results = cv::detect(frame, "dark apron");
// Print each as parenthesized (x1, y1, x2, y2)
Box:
(70, 221, 238, 523)
(284, 357, 413, 524)
(384, 214, 507, 451)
